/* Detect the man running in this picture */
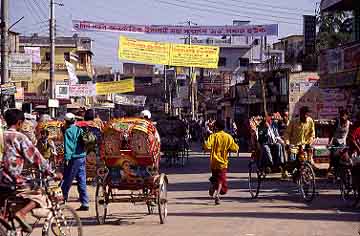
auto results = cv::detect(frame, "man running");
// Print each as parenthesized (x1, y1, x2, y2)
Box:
(204, 120, 239, 205)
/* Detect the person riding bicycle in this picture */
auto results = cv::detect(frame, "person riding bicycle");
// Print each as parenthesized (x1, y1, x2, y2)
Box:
(328, 109, 351, 175)
(284, 106, 315, 163)
(0, 109, 54, 233)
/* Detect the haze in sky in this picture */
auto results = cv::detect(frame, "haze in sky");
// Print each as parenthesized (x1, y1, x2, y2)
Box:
(10, 0, 316, 69)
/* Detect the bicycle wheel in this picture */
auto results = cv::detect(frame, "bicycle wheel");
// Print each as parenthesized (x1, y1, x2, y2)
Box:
(339, 167, 355, 204)
(45, 205, 82, 236)
(298, 162, 316, 202)
(157, 174, 168, 224)
(95, 182, 109, 224)
(248, 160, 261, 199)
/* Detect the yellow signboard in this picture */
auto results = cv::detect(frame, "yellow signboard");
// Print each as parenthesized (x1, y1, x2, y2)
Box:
(118, 36, 219, 69)
(119, 36, 170, 65)
(96, 78, 135, 95)
(169, 44, 219, 69)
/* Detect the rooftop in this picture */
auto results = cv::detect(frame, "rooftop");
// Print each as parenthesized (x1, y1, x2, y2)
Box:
(19, 34, 92, 49)
(278, 35, 304, 41)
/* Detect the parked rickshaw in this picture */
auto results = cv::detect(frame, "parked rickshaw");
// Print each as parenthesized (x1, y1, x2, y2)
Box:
(157, 118, 188, 167)
(95, 118, 168, 224)
(76, 120, 103, 181)
(36, 120, 65, 169)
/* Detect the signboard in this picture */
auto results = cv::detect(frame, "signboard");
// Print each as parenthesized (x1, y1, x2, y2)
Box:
(303, 15, 316, 55)
(15, 87, 24, 100)
(96, 78, 135, 95)
(65, 60, 79, 85)
(24, 47, 41, 64)
(9, 53, 32, 81)
(119, 36, 219, 68)
(73, 20, 279, 37)
(55, 82, 70, 99)
(1, 84, 16, 95)
(69, 84, 96, 97)
(169, 44, 219, 68)
(119, 36, 170, 65)
(288, 72, 353, 120)
(114, 94, 147, 106)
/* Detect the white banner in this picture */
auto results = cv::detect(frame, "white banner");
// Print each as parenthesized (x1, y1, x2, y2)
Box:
(72, 20, 278, 37)
(114, 94, 147, 106)
(69, 84, 96, 97)
(55, 82, 70, 99)
(65, 60, 78, 85)
(9, 53, 32, 81)
(24, 47, 41, 64)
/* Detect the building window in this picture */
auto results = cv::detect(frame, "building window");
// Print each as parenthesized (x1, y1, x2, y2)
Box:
(218, 57, 226, 67)
(239, 57, 249, 67)
(64, 52, 70, 61)
(45, 52, 50, 61)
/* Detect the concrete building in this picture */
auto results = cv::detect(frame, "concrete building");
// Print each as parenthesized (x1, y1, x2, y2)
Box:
(273, 35, 304, 65)
(19, 34, 93, 95)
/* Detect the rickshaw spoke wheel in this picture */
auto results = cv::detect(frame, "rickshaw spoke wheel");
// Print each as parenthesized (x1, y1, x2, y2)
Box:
(339, 167, 356, 206)
(157, 174, 168, 224)
(298, 162, 316, 202)
(248, 160, 261, 199)
(46, 205, 82, 236)
(95, 182, 108, 224)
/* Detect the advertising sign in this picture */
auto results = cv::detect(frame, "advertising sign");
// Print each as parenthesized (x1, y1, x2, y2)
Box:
(114, 94, 147, 106)
(169, 44, 219, 68)
(55, 82, 70, 99)
(69, 84, 96, 97)
(24, 47, 41, 64)
(73, 20, 278, 37)
(96, 78, 135, 95)
(1, 84, 16, 95)
(119, 36, 219, 68)
(119, 36, 170, 65)
(15, 87, 24, 100)
(9, 53, 32, 81)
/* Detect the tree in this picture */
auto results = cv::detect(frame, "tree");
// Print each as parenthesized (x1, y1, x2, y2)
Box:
(316, 11, 353, 52)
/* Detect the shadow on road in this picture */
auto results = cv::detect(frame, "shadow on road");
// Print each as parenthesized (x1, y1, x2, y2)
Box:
(168, 211, 360, 222)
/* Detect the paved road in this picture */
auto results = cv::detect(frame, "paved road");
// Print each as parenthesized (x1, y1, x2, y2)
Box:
(36, 148, 360, 236)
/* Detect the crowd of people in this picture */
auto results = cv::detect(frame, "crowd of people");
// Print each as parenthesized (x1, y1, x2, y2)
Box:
(2, 105, 360, 232)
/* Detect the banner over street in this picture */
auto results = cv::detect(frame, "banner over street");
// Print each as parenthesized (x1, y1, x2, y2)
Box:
(73, 20, 278, 37)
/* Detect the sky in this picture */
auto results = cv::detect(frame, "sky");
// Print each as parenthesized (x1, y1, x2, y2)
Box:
(10, 0, 317, 70)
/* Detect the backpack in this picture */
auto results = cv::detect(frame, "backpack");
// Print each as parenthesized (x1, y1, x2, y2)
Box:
(80, 127, 97, 153)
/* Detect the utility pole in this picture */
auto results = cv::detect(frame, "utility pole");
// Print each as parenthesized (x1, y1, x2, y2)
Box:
(164, 65, 168, 114)
(184, 20, 197, 121)
(49, 0, 56, 117)
(1, 0, 9, 113)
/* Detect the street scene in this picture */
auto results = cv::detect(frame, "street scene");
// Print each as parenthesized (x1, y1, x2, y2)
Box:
(0, 0, 360, 235)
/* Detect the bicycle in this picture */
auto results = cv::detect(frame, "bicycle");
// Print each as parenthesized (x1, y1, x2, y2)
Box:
(0, 172, 82, 236)
(248, 144, 316, 202)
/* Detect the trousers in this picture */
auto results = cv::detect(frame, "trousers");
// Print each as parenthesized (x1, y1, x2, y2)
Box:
(61, 157, 89, 207)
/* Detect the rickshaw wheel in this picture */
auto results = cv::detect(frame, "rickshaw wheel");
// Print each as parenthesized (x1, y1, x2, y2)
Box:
(95, 182, 109, 224)
(157, 174, 168, 224)
(248, 160, 261, 199)
(143, 188, 155, 215)
(339, 167, 356, 206)
(298, 162, 316, 202)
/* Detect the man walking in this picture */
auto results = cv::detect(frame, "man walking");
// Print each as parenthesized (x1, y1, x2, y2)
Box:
(61, 113, 89, 211)
(204, 120, 239, 205)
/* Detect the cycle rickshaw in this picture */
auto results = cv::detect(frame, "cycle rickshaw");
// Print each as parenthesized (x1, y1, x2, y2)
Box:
(95, 118, 168, 224)
(248, 144, 316, 202)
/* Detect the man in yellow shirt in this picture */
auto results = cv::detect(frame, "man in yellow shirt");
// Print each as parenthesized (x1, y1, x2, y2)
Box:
(204, 120, 239, 205)
(284, 106, 315, 161)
